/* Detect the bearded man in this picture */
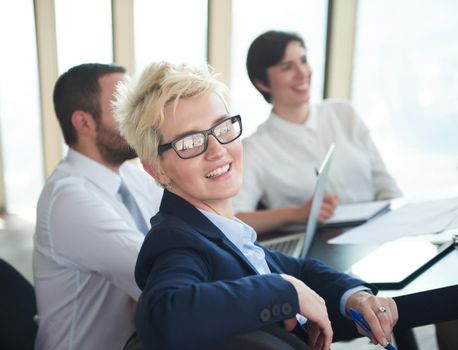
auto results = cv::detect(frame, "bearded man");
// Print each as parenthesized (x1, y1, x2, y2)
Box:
(33, 63, 163, 350)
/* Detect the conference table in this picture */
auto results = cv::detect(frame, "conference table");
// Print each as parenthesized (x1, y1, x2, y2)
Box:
(261, 226, 458, 349)
(305, 226, 458, 297)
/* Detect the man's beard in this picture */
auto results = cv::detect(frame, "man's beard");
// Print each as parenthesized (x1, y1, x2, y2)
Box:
(95, 122, 137, 166)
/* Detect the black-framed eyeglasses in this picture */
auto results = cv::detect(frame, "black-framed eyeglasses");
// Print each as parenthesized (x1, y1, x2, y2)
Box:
(158, 115, 242, 159)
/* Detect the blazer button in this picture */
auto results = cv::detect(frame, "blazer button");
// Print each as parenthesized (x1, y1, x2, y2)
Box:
(281, 303, 292, 315)
(260, 308, 271, 322)
(272, 304, 280, 317)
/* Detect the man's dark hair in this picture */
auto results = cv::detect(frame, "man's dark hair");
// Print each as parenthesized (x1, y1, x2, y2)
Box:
(246, 30, 305, 103)
(53, 63, 126, 145)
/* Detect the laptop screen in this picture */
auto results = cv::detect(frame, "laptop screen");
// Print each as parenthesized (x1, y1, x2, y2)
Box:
(300, 144, 335, 259)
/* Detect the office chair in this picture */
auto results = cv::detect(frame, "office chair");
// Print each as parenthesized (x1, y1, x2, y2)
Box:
(124, 331, 144, 350)
(210, 324, 310, 350)
(0, 258, 37, 350)
(124, 325, 310, 350)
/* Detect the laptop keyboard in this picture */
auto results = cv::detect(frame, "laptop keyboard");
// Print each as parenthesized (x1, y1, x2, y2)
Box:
(264, 237, 301, 255)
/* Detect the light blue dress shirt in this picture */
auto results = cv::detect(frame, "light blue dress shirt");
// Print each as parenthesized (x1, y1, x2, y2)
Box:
(199, 209, 271, 274)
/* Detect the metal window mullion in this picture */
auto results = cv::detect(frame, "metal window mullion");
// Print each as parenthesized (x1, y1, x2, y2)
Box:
(34, 0, 62, 179)
(324, 0, 358, 99)
(207, 0, 232, 88)
(112, 0, 135, 75)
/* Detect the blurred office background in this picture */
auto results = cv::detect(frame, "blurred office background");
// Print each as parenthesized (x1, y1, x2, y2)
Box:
(0, 1, 455, 348)
(0, 0, 457, 223)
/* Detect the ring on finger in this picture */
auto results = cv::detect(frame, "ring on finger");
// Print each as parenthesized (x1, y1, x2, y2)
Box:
(376, 306, 387, 313)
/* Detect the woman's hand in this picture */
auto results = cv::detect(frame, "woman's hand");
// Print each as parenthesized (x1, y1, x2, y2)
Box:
(318, 194, 338, 222)
(294, 194, 338, 224)
(346, 291, 398, 347)
(235, 193, 338, 234)
(281, 274, 333, 350)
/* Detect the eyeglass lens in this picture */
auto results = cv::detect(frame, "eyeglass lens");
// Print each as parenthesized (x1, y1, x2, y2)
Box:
(174, 117, 241, 158)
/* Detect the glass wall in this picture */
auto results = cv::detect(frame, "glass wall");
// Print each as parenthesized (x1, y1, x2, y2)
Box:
(54, 0, 114, 157)
(352, 0, 458, 196)
(55, 0, 113, 73)
(134, 0, 208, 75)
(0, 0, 44, 221)
(231, 0, 329, 137)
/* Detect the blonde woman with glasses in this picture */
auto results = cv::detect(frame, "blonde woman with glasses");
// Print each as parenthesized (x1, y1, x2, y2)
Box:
(114, 61, 399, 350)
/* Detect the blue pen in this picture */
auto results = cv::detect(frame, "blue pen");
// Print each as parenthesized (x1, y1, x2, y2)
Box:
(349, 308, 397, 350)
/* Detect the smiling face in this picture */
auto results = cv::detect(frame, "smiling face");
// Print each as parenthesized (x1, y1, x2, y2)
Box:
(155, 92, 242, 215)
(261, 40, 312, 109)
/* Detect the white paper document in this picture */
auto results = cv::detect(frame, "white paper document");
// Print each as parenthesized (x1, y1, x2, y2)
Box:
(323, 200, 390, 226)
(328, 197, 458, 245)
(447, 213, 458, 229)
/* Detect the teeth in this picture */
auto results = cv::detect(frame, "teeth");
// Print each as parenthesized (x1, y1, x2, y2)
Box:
(206, 164, 230, 178)
(293, 83, 309, 91)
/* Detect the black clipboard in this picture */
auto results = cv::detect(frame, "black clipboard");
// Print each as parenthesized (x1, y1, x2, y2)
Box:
(347, 238, 455, 289)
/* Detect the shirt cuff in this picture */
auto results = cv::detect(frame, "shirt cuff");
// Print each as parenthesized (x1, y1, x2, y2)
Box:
(339, 286, 373, 318)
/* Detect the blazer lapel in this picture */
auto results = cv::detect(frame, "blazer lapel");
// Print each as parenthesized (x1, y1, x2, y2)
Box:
(263, 251, 284, 274)
(218, 238, 260, 275)
(160, 191, 260, 275)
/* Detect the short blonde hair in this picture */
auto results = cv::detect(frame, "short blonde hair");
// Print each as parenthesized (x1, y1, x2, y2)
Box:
(114, 61, 230, 167)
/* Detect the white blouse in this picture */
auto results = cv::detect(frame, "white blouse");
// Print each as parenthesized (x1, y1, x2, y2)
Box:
(233, 99, 401, 212)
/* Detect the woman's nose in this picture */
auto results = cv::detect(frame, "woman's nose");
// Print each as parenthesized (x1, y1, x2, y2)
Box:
(295, 63, 310, 78)
(205, 135, 225, 159)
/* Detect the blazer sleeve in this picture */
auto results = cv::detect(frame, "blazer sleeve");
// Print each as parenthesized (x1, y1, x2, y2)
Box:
(135, 229, 300, 350)
(265, 249, 377, 331)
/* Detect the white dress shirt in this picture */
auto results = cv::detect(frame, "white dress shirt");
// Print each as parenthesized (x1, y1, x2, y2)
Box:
(33, 149, 163, 350)
(233, 99, 401, 213)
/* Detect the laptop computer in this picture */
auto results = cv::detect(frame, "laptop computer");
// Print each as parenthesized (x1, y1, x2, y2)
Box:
(261, 144, 336, 258)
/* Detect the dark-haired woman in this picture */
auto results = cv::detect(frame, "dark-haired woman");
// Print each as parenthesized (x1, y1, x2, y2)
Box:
(234, 30, 401, 234)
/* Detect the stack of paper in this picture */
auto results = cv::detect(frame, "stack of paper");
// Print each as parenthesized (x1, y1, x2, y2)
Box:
(328, 197, 458, 245)
(323, 200, 390, 227)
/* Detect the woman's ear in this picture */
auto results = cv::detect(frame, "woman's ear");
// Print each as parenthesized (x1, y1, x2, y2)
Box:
(253, 79, 271, 94)
(142, 162, 171, 185)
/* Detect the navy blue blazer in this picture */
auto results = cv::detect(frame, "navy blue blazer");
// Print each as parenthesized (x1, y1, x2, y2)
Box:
(135, 190, 375, 349)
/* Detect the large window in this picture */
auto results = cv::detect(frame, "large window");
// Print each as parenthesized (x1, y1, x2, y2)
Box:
(0, 0, 43, 221)
(134, 0, 208, 74)
(231, 0, 329, 137)
(352, 0, 458, 196)
(55, 0, 113, 73)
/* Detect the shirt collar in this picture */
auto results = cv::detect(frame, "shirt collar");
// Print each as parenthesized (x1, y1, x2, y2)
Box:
(269, 104, 318, 132)
(197, 209, 257, 250)
(66, 148, 122, 195)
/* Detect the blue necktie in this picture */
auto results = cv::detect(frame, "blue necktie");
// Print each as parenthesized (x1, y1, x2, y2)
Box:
(118, 180, 149, 235)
